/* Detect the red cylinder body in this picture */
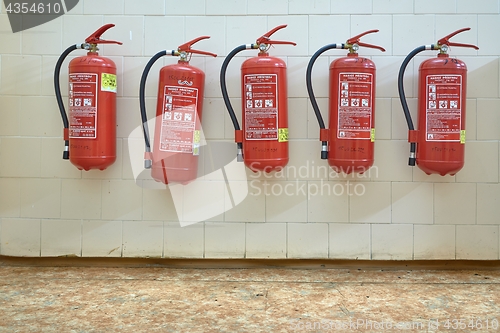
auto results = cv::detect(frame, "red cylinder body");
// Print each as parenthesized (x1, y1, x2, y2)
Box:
(241, 52, 289, 172)
(151, 60, 205, 184)
(328, 53, 376, 174)
(416, 54, 467, 176)
(68, 52, 117, 171)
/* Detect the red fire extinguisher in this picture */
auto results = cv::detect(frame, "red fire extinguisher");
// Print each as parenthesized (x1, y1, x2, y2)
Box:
(220, 25, 296, 172)
(54, 24, 122, 171)
(306, 30, 385, 174)
(139, 36, 216, 184)
(398, 28, 478, 176)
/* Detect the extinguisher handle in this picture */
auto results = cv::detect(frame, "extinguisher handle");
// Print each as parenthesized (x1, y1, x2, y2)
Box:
(356, 41, 386, 52)
(188, 49, 218, 57)
(256, 24, 296, 46)
(346, 29, 385, 52)
(437, 27, 479, 49)
(437, 28, 479, 50)
(177, 36, 217, 57)
(443, 41, 479, 50)
(85, 24, 123, 45)
(264, 40, 297, 46)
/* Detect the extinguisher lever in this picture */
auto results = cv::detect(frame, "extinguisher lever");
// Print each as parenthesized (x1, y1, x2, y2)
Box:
(346, 29, 385, 52)
(85, 24, 123, 45)
(177, 36, 216, 57)
(437, 27, 479, 50)
(258, 24, 288, 41)
(256, 24, 296, 46)
(347, 29, 379, 43)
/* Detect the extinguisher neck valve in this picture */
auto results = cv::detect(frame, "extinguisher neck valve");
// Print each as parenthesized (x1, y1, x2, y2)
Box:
(179, 51, 188, 61)
(88, 44, 99, 53)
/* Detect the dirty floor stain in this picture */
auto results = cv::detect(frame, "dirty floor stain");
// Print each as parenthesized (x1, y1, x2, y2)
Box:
(0, 261, 499, 332)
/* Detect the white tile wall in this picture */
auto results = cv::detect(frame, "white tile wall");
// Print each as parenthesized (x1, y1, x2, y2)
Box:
(82, 220, 122, 257)
(1, 0, 499, 260)
(246, 223, 287, 258)
(164, 222, 204, 258)
(0, 218, 40, 256)
(414, 0, 456, 14)
(329, 223, 370, 259)
(456, 225, 499, 259)
(434, 183, 476, 224)
(288, 223, 329, 258)
(372, 224, 413, 259)
(414, 225, 455, 260)
(392, 182, 433, 224)
(122, 220, 163, 257)
(205, 222, 245, 258)
(41, 219, 81, 256)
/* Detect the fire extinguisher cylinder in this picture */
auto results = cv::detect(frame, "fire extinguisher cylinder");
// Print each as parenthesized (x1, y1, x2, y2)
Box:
(220, 25, 296, 172)
(139, 36, 216, 184)
(398, 28, 478, 175)
(54, 24, 122, 170)
(307, 30, 385, 174)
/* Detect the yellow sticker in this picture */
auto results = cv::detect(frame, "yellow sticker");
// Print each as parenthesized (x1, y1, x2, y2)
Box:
(460, 130, 466, 144)
(101, 73, 117, 93)
(370, 128, 376, 142)
(193, 130, 200, 144)
(278, 128, 288, 142)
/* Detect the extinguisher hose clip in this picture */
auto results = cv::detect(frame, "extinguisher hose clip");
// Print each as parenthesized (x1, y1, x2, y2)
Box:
(306, 43, 345, 160)
(398, 44, 437, 166)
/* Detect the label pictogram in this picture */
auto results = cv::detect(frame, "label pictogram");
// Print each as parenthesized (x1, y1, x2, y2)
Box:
(244, 74, 278, 140)
(69, 73, 97, 139)
(159, 86, 198, 154)
(101, 73, 117, 93)
(425, 75, 462, 142)
(337, 73, 373, 140)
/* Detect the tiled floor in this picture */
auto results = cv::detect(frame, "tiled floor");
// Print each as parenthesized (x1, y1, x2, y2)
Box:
(0, 258, 499, 332)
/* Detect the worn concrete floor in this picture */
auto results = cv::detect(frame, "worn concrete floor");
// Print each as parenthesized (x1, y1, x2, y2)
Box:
(0, 258, 499, 332)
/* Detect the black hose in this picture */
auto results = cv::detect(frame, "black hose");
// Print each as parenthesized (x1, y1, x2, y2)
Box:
(139, 50, 167, 152)
(220, 44, 254, 156)
(306, 43, 343, 159)
(54, 44, 80, 159)
(398, 45, 435, 166)
(220, 44, 247, 132)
